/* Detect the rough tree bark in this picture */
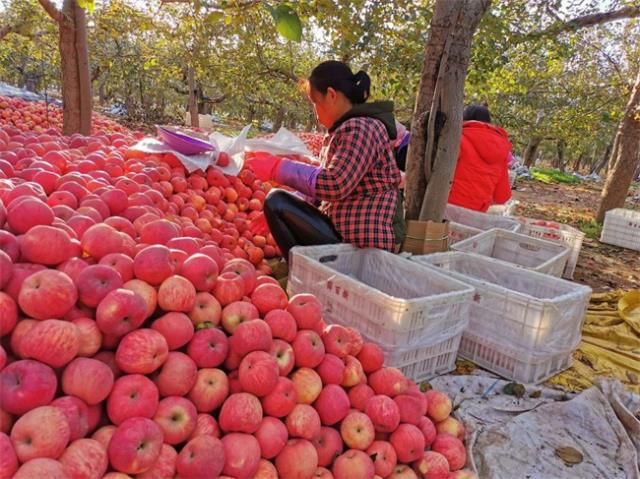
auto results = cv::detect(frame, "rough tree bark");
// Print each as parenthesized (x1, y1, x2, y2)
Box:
(187, 67, 199, 128)
(590, 140, 613, 175)
(597, 66, 640, 222)
(555, 139, 566, 172)
(273, 107, 286, 132)
(404, 0, 491, 222)
(38, 0, 92, 135)
(523, 137, 542, 168)
(573, 152, 584, 172)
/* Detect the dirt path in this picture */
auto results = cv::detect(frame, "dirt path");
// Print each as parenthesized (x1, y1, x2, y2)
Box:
(512, 179, 640, 292)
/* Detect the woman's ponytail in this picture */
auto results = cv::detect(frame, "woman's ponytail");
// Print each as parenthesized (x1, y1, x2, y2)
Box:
(309, 61, 371, 104)
(349, 70, 371, 104)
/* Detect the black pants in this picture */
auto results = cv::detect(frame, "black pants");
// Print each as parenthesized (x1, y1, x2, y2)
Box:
(263, 190, 342, 258)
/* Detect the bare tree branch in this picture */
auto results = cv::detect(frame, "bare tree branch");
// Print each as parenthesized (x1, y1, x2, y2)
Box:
(0, 24, 13, 40)
(37, 0, 63, 23)
(523, 5, 640, 40)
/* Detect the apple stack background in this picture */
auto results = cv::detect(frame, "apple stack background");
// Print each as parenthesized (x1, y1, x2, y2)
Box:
(0, 96, 475, 479)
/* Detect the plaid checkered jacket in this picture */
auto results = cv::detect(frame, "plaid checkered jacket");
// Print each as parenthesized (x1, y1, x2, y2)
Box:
(315, 117, 402, 251)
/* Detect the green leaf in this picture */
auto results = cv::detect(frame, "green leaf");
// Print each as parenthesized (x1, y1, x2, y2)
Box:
(77, 0, 94, 13)
(206, 11, 224, 24)
(271, 5, 302, 42)
(224, 15, 233, 25)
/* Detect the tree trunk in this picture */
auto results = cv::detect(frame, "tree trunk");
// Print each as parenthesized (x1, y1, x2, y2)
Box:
(404, 0, 491, 221)
(597, 66, 640, 222)
(74, 2, 91, 135)
(273, 107, 286, 132)
(523, 137, 541, 168)
(572, 152, 584, 172)
(590, 140, 613, 175)
(555, 139, 566, 172)
(187, 66, 199, 128)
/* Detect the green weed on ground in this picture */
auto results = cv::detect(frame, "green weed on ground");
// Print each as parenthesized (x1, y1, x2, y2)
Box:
(577, 219, 602, 240)
(530, 167, 582, 185)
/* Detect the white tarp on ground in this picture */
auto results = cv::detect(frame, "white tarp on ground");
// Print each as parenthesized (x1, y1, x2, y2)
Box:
(430, 375, 640, 479)
(0, 82, 61, 104)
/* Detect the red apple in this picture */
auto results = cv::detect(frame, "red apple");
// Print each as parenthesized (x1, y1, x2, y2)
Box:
(157, 275, 196, 312)
(189, 413, 220, 440)
(96, 288, 147, 336)
(340, 411, 375, 450)
(425, 391, 453, 423)
(10, 405, 70, 462)
(341, 355, 365, 388)
(221, 432, 261, 478)
(270, 338, 295, 376)
(367, 440, 397, 478)
(6, 197, 54, 234)
(286, 404, 321, 441)
(181, 253, 219, 291)
(0, 360, 57, 415)
(275, 439, 318, 479)
(153, 351, 197, 397)
(365, 395, 401, 433)
(115, 328, 168, 374)
(254, 417, 288, 459)
(76, 264, 123, 308)
(18, 269, 77, 320)
(322, 324, 353, 358)
(20, 225, 72, 265)
(188, 291, 222, 327)
(317, 353, 346, 386)
(390, 424, 425, 463)
(0, 291, 18, 337)
(418, 416, 437, 447)
(348, 384, 374, 413)
(122, 279, 157, 319)
(107, 374, 159, 425)
(251, 283, 288, 315)
(394, 395, 425, 426)
(0, 432, 18, 479)
(357, 343, 384, 374)
(261, 377, 297, 418)
(222, 258, 257, 295)
(187, 327, 228, 368)
(20, 319, 79, 368)
(292, 329, 325, 368)
(213, 271, 245, 306)
(108, 417, 163, 474)
(91, 425, 115, 450)
(264, 308, 297, 342)
(99, 253, 134, 282)
(369, 368, 408, 398)
(412, 451, 450, 479)
(287, 293, 322, 329)
(153, 396, 197, 445)
(255, 458, 279, 479)
(13, 458, 68, 479)
(333, 449, 375, 479)
(81, 223, 123, 260)
(59, 438, 108, 479)
(140, 219, 179, 245)
(176, 435, 224, 479)
(431, 434, 466, 471)
(151, 312, 194, 350)
(314, 384, 350, 426)
(62, 357, 114, 405)
(291, 367, 323, 405)
(229, 318, 272, 357)
(187, 368, 229, 413)
(71, 318, 102, 357)
(390, 464, 420, 478)
(219, 392, 263, 434)
(221, 300, 259, 334)
(239, 350, 280, 397)
(313, 426, 344, 467)
(133, 245, 175, 285)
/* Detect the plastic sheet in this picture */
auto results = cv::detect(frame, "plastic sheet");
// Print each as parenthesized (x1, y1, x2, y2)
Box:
(430, 375, 640, 479)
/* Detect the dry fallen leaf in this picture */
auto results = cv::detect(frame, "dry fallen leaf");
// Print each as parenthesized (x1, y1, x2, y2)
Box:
(555, 446, 583, 466)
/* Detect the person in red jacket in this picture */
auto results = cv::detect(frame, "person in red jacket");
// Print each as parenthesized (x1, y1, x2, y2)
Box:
(448, 105, 512, 212)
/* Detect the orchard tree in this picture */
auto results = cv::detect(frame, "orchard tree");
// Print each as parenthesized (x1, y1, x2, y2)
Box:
(37, 0, 93, 135)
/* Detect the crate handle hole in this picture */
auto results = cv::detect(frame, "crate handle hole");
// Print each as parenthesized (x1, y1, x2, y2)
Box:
(319, 255, 338, 263)
(519, 243, 541, 252)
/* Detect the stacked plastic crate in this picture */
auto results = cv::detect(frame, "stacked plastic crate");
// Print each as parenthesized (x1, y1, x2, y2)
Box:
(287, 244, 475, 382)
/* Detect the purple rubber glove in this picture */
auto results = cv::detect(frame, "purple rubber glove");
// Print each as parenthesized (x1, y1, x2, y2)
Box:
(274, 159, 320, 200)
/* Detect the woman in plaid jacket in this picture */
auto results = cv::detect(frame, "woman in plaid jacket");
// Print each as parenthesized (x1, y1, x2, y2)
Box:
(245, 61, 404, 256)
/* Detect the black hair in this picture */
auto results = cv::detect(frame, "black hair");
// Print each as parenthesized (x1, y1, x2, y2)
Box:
(463, 104, 491, 123)
(308, 61, 371, 104)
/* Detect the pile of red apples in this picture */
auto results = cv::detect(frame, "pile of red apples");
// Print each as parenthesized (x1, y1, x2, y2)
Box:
(0, 100, 476, 479)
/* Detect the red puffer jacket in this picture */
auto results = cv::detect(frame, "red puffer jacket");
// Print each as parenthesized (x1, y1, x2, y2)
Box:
(448, 121, 512, 212)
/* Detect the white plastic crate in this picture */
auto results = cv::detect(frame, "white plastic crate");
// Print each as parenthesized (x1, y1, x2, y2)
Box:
(487, 199, 519, 216)
(413, 252, 591, 352)
(451, 228, 570, 277)
(287, 244, 474, 347)
(327, 313, 464, 383)
(444, 204, 521, 233)
(600, 208, 640, 252)
(449, 222, 482, 245)
(458, 329, 577, 384)
(517, 217, 585, 279)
